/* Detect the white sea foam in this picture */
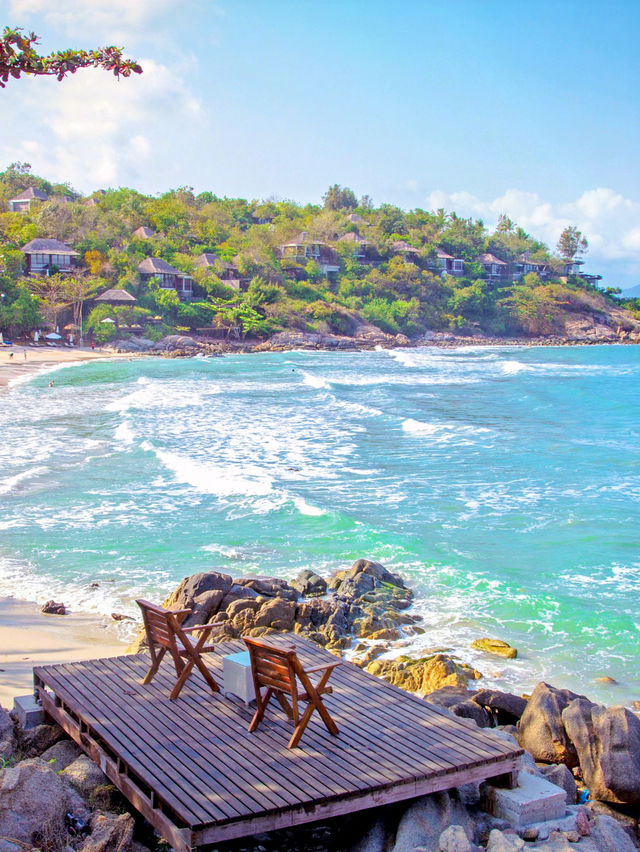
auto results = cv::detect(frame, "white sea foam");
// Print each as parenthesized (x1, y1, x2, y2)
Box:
(114, 420, 135, 445)
(291, 495, 326, 516)
(301, 371, 332, 389)
(402, 418, 491, 442)
(152, 448, 273, 497)
(499, 360, 530, 375)
(0, 466, 50, 495)
(106, 380, 211, 413)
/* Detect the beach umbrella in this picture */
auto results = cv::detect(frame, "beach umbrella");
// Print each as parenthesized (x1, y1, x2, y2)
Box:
(45, 332, 62, 340)
(101, 317, 116, 324)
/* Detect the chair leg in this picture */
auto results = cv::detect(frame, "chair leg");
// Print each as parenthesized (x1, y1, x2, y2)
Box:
(169, 658, 195, 700)
(288, 702, 315, 749)
(141, 648, 166, 684)
(191, 654, 220, 695)
(249, 688, 273, 732)
(275, 692, 295, 720)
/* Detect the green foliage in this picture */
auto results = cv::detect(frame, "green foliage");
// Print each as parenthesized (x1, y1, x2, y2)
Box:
(0, 281, 40, 336)
(0, 26, 141, 87)
(323, 184, 358, 211)
(557, 225, 588, 261)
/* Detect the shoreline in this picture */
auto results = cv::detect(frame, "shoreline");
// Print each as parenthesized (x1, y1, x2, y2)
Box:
(0, 343, 144, 390)
(0, 595, 127, 710)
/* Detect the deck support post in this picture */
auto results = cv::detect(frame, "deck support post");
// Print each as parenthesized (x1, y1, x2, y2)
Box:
(490, 769, 519, 789)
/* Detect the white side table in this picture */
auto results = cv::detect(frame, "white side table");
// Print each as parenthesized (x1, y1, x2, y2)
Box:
(222, 651, 255, 705)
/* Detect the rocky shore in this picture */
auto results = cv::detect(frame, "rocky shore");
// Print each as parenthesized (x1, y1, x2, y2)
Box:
(106, 317, 640, 359)
(2, 560, 639, 852)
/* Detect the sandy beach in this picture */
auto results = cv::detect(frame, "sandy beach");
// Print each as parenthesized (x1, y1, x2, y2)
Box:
(0, 343, 123, 389)
(0, 597, 128, 710)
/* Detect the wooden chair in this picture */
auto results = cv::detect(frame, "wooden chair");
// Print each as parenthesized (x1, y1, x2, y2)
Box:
(243, 636, 341, 749)
(136, 599, 220, 700)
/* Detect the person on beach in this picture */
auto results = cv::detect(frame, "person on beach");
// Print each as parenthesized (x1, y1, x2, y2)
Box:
(23, 350, 27, 360)
(8, 352, 13, 360)
(48, 379, 55, 387)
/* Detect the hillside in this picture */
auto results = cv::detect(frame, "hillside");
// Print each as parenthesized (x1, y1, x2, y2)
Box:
(1, 164, 639, 347)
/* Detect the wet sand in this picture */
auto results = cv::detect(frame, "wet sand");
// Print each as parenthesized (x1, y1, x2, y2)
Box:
(0, 596, 128, 710)
(0, 344, 125, 389)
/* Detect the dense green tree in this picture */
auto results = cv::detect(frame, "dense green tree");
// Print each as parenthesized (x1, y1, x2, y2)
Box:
(556, 226, 588, 261)
(323, 185, 357, 211)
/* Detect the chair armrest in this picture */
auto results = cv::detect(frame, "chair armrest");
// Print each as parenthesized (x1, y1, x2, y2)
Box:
(181, 623, 219, 633)
(306, 662, 342, 674)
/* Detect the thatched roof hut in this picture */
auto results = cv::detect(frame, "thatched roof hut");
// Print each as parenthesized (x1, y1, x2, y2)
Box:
(95, 288, 137, 305)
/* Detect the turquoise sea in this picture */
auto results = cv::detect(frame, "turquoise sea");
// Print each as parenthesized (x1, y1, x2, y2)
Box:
(1, 345, 638, 703)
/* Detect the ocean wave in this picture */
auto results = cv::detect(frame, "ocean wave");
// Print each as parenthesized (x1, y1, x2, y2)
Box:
(301, 371, 332, 389)
(291, 495, 326, 516)
(152, 448, 273, 497)
(114, 420, 135, 445)
(106, 380, 212, 413)
(0, 466, 50, 495)
(402, 418, 492, 442)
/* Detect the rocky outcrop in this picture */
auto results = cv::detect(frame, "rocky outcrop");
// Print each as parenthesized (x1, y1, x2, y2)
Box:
(0, 758, 68, 850)
(0, 706, 16, 761)
(367, 654, 482, 696)
(79, 812, 134, 852)
(471, 638, 517, 659)
(562, 701, 640, 805)
(517, 683, 587, 767)
(472, 690, 527, 726)
(128, 559, 416, 654)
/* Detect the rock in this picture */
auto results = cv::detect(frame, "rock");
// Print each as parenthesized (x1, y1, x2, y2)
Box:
(538, 763, 578, 804)
(438, 824, 473, 851)
(79, 812, 134, 852)
(391, 791, 477, 852)
(19, 721, 65, 757)
(0, 706, 16, 760)
(350, 817, 390, 852)
(253, 597, 297, 631)
(471, 639, 517, 659)
(449, 700, 492, 728)
(425, 687, 475, 709)
(562, 700, 640, 804)
(589, 813, 640, 852)
(62, 754, 116, 808)
(595, 676, 618, 685)
(41, 738, 82, 771)
(575, 809, 591, 836)
(485, 829, 525, 851)
(517, 683, 588, 767)
(0, 758, 67, 850)
(368, 654, 482, 695)
(472, 689, 527, 725)
(42, 599, 66, 615)
(111, 612, 134, 622)
(290, 569, 327, 597)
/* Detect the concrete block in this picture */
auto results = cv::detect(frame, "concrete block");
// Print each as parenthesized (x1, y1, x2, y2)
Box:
(13, 694, 45, 730)
(486, 771, 566, 827)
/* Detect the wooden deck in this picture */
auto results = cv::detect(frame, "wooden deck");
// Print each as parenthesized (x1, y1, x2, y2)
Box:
(34, 635, 523, 852)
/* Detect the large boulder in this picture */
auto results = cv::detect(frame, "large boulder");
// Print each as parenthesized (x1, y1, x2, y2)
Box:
(62, 754, 117, 809)
(391, 791, 477, 852)
(41, 738, 82, 771)
(562, 700, 640, 805)
(517, 683, 588, 767)
(0, 706, 16, 760)
(588, 813, 640, 852)
(0, 758, 67, 850)
(472, 689, 527, 725)
(290, 569, 327, 597)
(438, 824, 474, 851)
(471, 638, 517, 659)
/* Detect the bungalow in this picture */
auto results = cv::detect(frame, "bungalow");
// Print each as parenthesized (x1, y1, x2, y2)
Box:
(511, 253, 551, 280)
(391, 240, 421, 262)
(9, 187, 49, 212)
(280, 232, 339, 276)
(195, 253, 245, 291)
(20, 238, 79, 275)
(479, 252, 508, 282)
(436, 248, 465, 277)
(138, 257, 193, 300)
(338, 232, 380, 266)
(132, 226, 156, 239)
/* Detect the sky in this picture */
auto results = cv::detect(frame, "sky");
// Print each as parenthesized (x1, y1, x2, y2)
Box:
(2, 0, 640, 290)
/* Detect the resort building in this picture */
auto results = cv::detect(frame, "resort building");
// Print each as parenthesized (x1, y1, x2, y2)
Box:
(279, 232, 340, 276)
(436, 248, 465, 277)
(391, 240, 421, 262)
(9, 187, 49, 212)
(338, 232, 379, 266)
(138, 257, 193, 300)
(479, 252, 508, 282)
(195, 253, 245, 291)
(20, 238, 79, 275)
(132, 226, 157, 239)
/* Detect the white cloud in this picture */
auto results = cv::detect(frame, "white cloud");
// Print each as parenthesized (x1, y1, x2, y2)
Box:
(8, 0, 181, 42)
(0, 59, 204, 191)
(427, 186, 640, 271)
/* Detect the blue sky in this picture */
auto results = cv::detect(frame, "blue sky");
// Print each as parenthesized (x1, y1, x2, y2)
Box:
(2, 0, 640, 289)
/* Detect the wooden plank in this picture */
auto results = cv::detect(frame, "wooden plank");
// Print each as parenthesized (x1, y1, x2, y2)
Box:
(36, 664, 208, 824)
(35, 677, 194, 852)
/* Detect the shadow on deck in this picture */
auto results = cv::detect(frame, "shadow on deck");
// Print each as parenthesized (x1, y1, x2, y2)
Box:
(34, 635, 522, 851)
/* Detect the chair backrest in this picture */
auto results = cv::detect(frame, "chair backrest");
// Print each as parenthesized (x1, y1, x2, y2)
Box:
(136, 599, 191, 651)
(244, 636, 299, 697)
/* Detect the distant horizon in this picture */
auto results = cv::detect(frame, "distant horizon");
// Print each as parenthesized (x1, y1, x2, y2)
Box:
(2, 0, 640, 289)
